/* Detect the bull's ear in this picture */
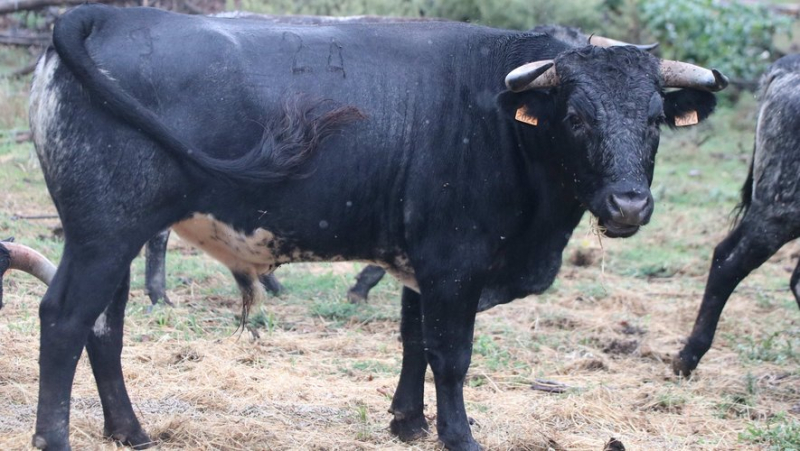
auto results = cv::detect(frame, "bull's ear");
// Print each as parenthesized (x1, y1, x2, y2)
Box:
(663, 89, 717, 128)
(497, 90, 554, 127)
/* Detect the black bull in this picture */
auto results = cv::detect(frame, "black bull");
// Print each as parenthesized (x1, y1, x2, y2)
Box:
(138, 21, 645, 306)
(26, 4, 725, 450)
(674, 54, 800, 377)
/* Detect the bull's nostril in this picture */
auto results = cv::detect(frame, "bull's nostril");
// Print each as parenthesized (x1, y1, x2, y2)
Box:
(609, 192, 651, 225)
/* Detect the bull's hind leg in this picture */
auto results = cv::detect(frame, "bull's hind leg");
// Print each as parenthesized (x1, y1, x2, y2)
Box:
(389, 287, 430, 441)
(674, 210, 799, 376)
(258, 273, 284, 295)
(347, 265, 386, 303)
(790, 259, 800, 310)
(33, 242, 144, 450)
(85, 269, 152, 448)
(145, 229, 172, 307)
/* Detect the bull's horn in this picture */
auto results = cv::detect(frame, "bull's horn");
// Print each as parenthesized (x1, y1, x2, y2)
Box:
(505, 60, 558, 92)
(660, 60, 729, 92)
(1, 242, 56, 285)
(588, 34, 659, 51)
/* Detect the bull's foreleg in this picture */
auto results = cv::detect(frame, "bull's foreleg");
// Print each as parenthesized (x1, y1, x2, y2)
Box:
(346, 265, 386, 303)
(144, 229, 172, 307)
(418, 273, 483, 451)
(33, 244, 138, 451)
(389, 287, 430, 441)
(86, 270, 152, 449)
(674, 213, 796, 377)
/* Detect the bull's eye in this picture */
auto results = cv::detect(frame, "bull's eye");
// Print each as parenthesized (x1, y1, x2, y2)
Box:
(566, 114, 583, 131)
(648, 113, 666, 126)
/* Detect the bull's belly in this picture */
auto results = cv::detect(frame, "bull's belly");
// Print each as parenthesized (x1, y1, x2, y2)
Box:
(172, 213, 419, 291)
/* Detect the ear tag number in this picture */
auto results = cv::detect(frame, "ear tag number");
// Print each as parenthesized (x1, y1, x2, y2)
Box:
(515, 106, 539, 126)
(675, 110, 699, 127)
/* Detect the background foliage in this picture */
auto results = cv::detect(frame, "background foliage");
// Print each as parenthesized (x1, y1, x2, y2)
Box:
(639, 0, 792, 81)
(231, 0, 794, 83)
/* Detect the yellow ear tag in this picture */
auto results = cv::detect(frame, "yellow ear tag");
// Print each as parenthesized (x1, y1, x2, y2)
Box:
(515, 106, 539, 126)
(674, 110, 699, 127)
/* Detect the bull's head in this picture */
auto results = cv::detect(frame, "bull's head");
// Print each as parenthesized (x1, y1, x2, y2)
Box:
(500, 45, 726, 237)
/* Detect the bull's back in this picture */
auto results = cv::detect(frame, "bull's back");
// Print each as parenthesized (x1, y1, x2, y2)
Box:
(75, 7, 501, 157)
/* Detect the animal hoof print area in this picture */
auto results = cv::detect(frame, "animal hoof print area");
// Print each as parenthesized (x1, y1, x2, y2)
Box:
(389, 414, 430, 442)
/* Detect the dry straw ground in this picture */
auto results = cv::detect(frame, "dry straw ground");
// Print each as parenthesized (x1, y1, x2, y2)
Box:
(1, 67, 799, 450)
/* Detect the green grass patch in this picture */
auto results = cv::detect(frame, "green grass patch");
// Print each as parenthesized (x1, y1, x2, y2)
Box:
(731, 331, 799, 365)
(740, 414, 800, 450)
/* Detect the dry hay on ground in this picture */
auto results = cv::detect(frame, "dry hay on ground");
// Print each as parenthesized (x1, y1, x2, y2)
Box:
(1, 249, 798, 450)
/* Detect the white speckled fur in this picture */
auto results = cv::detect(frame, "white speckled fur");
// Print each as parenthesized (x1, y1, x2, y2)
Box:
(29, 54, 62, 171)
(92, 310, 109, 337)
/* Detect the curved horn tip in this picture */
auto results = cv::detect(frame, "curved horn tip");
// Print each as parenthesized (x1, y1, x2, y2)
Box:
(711, 69, 729, 91)
(637, 42, 659, 51)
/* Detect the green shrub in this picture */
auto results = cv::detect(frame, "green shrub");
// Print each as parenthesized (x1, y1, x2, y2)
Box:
(639, 0, 791, 80)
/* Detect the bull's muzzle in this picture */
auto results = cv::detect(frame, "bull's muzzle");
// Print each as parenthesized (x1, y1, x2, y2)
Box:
(601, 191, 653, 238)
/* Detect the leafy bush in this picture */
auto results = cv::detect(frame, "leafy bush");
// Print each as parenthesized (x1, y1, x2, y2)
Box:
(639, 0, 792, 80)
(230, 0, 791, 82)
(231, 0, 608, 31)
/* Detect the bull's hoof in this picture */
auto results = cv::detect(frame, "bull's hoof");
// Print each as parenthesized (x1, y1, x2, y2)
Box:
(32, 433, 71, 451)
(347, 289, 368, 304)
(146, 291, 173, 308)
(672, 351, 699, 377)
(389, 412, 429, 442)
(439, 436, 483, 451)
(106, 426, 154, 449)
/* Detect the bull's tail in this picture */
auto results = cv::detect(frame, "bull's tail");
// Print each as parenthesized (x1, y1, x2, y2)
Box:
(731, 148, 754, 228)
(0, 240, 57, 309)
(51, 4, 363, 185)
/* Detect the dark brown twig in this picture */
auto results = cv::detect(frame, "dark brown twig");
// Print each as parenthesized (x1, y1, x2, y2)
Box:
(0, 0, 115, 14)
(530, 378, 571, 394)
(12, 214, 59, 220)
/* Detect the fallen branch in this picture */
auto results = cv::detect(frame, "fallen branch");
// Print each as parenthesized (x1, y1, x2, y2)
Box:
(530, 378, 571, 394)
(12, 214, 59, 220)
(183, 0, 204, 14)
(0, 0, 114, 14)
(0, 32, 50, 46)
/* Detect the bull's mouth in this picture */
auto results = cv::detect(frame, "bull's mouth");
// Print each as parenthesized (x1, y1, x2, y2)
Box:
(600, 219, 640, 238)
